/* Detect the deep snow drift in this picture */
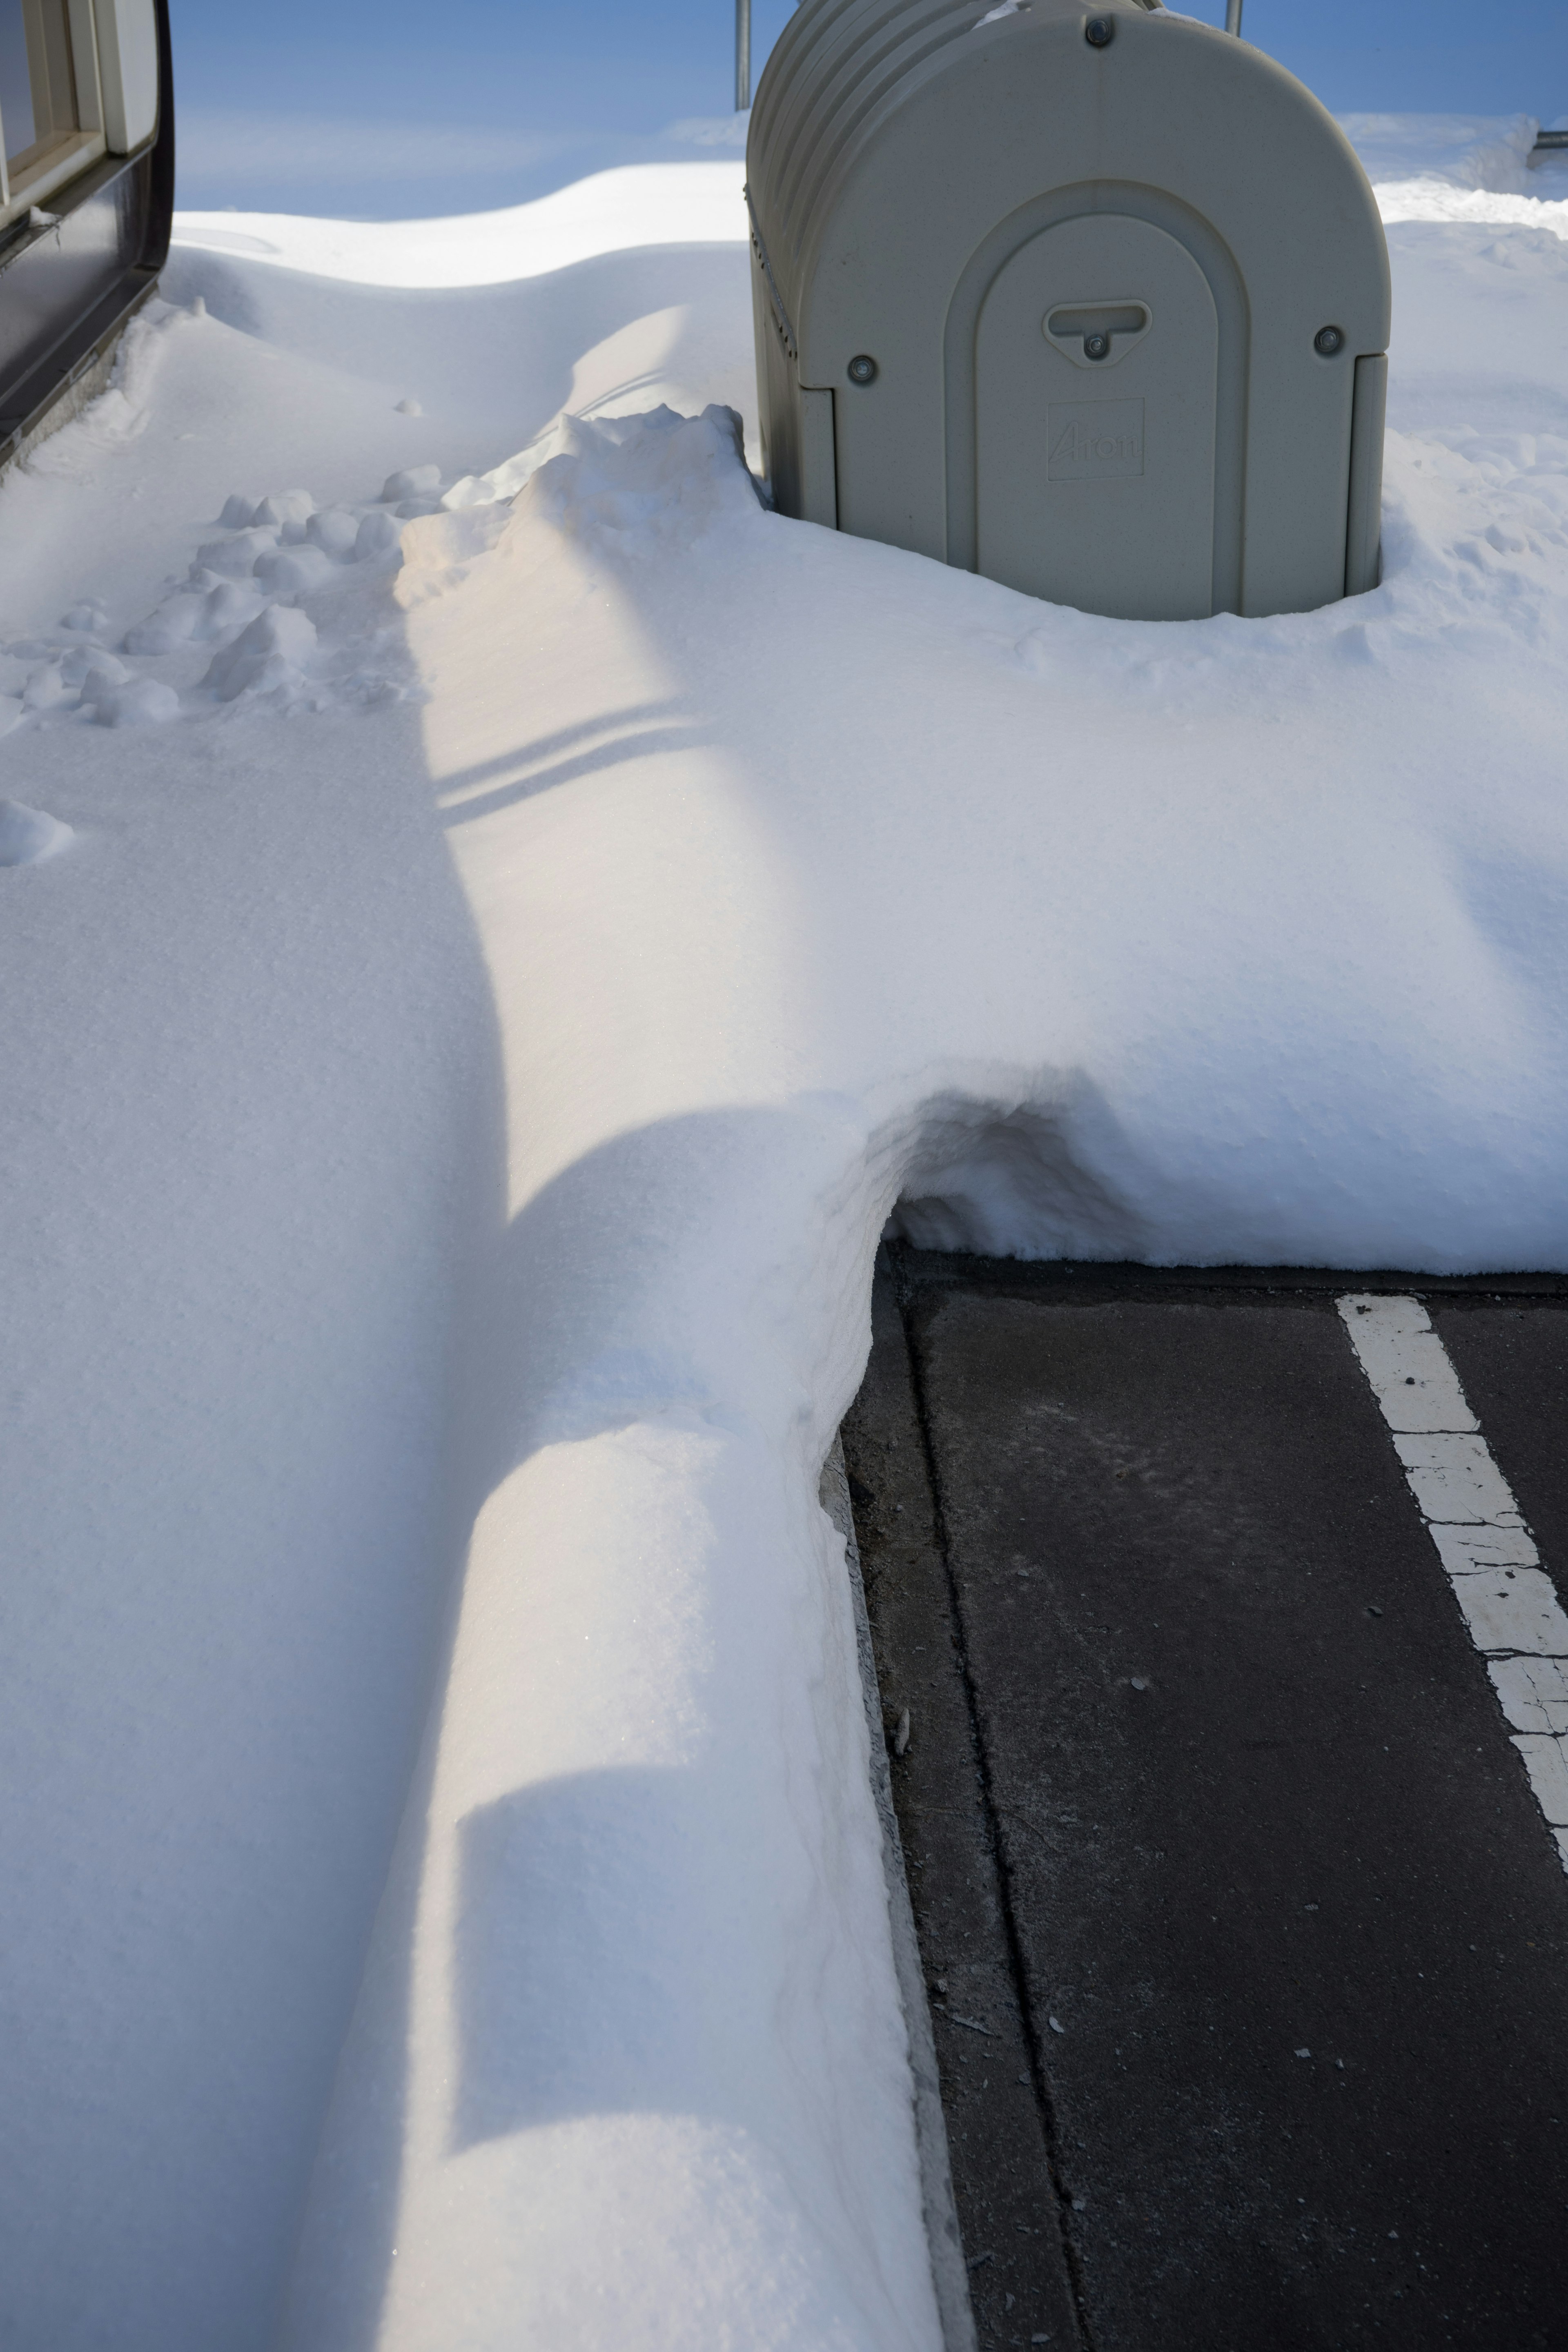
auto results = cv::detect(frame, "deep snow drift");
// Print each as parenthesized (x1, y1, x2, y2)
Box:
(0, 117, 1566, 2351)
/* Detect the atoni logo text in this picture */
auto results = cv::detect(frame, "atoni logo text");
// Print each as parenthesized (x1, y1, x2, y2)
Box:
(1046, 398, 1145, 481)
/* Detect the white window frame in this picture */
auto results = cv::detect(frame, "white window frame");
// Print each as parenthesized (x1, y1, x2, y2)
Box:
(0, 0, 138, 229)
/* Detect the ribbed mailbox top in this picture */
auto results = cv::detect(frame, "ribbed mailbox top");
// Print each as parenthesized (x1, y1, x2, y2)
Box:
(749, 0, 1015, 299)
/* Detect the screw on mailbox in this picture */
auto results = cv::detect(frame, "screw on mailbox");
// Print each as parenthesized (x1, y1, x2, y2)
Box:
(1083, 331, 1110, 361)
(1085, 15, 1114, 45)
(1314, 325, 1345, 356)
(847, 354, 878, 385)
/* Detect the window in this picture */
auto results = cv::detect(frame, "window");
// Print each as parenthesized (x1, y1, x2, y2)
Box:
(0, 0, 80, 181)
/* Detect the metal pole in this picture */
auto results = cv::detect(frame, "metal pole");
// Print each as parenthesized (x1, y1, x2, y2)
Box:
(736, 0, 751, 110)
(1225, 0, 1243, 32)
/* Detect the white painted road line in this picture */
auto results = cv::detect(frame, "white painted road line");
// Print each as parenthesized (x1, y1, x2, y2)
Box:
(1345, 1302, 1479, 1434)
(1428, 1522, 1539, 1576)
(1448, 1571, 1568, 1656)
(1514, 1735, 1568, 1825)
(1390, 1432, 1527, 1530)
(1488, 1654, 1568, 1735)
(1340, 1293, 1568, 1876)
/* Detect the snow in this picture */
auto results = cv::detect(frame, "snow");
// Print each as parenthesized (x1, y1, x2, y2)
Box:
(158, 168, 755, 463)
(171, 160, 748, 287)
(1359, 109, 1568, 241)
(2, 116, 1567, 2349)
(0, 795, 71, 860)
(1345, 111, 1545, 196)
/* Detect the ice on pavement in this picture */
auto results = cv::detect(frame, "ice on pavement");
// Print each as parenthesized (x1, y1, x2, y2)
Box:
(1, 118, 1567, 2351)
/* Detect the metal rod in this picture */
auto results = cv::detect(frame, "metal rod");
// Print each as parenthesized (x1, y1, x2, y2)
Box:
(736, 0, 751, 111)
(1225, 0, 1243, 32)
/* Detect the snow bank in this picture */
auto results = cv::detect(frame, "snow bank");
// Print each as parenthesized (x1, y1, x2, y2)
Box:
(1341, 111, 1544, 196)
(1339, 109, 1568, 243)
(170, 163, 747, 289)
(161, 167, 752, 461)
(2, 129, 1568, 2350)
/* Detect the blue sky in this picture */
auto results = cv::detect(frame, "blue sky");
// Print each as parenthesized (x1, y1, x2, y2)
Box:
(169, 0, 1568, 218)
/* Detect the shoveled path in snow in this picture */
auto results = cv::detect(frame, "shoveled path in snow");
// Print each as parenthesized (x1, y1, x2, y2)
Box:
(844, 1249, 1568, 2351)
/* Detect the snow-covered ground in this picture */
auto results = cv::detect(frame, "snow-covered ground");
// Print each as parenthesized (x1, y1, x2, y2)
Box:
(1, 113, 1566, 2351)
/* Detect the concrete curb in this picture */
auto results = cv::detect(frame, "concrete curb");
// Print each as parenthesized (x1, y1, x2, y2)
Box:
(822, 1437, 977, 2352)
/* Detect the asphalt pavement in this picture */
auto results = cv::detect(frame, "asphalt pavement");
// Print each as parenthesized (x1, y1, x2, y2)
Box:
(842, 1248, 1568, 2352)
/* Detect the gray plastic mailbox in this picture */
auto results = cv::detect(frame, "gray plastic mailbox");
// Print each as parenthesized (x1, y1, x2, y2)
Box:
(746, 0, 1390, 620)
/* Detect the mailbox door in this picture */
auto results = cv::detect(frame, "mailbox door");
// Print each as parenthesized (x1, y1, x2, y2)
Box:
(975, 213, 1219, 622)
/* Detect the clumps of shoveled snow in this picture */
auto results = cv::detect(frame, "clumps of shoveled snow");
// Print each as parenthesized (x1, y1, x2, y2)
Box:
(523, 404, 757, 551)
(438, 412, 586, 512)
(381, 462, 443, 512)
(432, 403, 756, 521)
(93, 677, 181, 726)
(203, 605, 316, 701)
(305, 507, 361, 559)
(0, 797, 72, 864)
(125, 577, 265, 653)
(1, 464, 436, 728)
(27, 643, 180, 727)
(389, 410, 757, 630)
(394, 409, 759, 606)
(413, 402, 756, 553)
